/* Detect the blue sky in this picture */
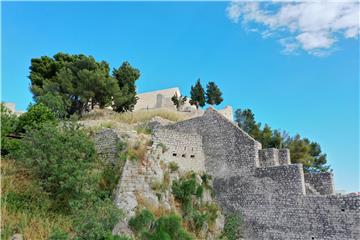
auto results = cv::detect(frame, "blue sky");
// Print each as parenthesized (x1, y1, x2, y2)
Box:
(2, 2, 359, 192)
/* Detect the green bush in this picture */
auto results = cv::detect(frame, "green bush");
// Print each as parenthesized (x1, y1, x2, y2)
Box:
(12, 122, 97, 212)
(128, 208, 155, 234)
(130, 210, 192, 240)
(37, 92, 69, 119)
(146, 214, 192, 240)
(221, 213, 243, 240)
(73, 198, 122, 240)
(49, 228, 69, 240)
(1, 104, 19, 155)
(16, 103, 57, 133)
(172, 175, 197, 206)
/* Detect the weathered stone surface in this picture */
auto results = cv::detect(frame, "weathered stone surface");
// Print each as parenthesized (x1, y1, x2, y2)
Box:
(304, 172, 335, 195)
(160, 107, 360, 240)
(92, 128, 121, 164)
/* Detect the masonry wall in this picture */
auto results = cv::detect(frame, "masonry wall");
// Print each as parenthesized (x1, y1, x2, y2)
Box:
(93, 128, 121, 164)
(163, 108, 261, 177)
(214, 174, 360, 240)
(152, 128, 205, 172)
(304, 172, 335, 195)
(163, 108, 360, 240)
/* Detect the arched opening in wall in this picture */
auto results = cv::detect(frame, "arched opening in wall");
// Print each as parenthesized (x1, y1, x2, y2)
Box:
(172, 153, 177, 157)
(341, 209, 345, 212)
(311, 237, 315, 240)
(190, 155, 195, 158)
(182, 154, 186, 158)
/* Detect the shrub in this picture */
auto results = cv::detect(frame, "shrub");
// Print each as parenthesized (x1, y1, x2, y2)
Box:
(73, 198, 122, 240)
(130, 210, 192, 240)
(37, 92, 68, 119)
(1, 104, 19, 155)
(128, 208, 155, 234)
(12, 122, 97, 212)
(221, 213, 243, 240)
(48, 228, 69, 240)
(147, 214, 192, 240)
(136, 124, 152, 135)
(16, 103, 56, 133)
(172, 175, 197, 206)
(168, 162, 179, 172)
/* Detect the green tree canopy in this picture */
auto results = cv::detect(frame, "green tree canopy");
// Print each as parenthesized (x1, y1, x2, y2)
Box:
(234, 107, 330, 172)
(112, 61, 141, 112)
(206, 82, 223, 106)
(189, 79, 206, 109)
(29, 53, 140, 116)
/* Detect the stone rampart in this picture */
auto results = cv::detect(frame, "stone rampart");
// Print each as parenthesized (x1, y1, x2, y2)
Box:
(163, 108, 261, 177)
(93, 128, 121, 164)
(304, 172, 335, 195)
(152, 128, 205, 172)
(161, 108, 360, 240)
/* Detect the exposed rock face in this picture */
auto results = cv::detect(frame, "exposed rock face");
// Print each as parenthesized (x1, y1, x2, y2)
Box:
(111, 142, 224, 238)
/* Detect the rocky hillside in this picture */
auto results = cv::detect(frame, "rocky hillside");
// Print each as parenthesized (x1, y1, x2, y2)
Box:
(81, 113, 226, 239)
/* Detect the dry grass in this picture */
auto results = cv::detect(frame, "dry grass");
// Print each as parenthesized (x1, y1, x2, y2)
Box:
(135, 193, 171, 218)
(81, 108, 187, 124)
(1, 159, 72, 240)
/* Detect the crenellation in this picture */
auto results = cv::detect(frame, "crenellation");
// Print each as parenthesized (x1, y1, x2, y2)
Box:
(278, 148, 291, 165)
(157, 107, 360, 239)
(258, 148, 280, 167)
(304, 172, 335, 195)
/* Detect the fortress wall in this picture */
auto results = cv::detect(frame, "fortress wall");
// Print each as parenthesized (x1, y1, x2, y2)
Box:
(278, 148, 291, 165)
(217, 105, 233, 121)
(214, 174, 360, 240)
(152, 129, 205, 172)
(156, 108, 360, 239)
(93, 128, 122, 164)
(258, 148, 280, 167)
(304, 172, 335, 195)
(255, 164, 306, 195)
(163, 108, 261, 177)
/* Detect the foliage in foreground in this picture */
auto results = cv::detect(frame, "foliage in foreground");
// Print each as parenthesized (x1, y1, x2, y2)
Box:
(220, 213, 243, 240)
(2, 121, 124, 239)
(1, 104, 19, 155)
(129, 209, 192, 240)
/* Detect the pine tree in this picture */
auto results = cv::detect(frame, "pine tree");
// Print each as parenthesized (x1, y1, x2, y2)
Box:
(189, 79, 205, 109)
(206, 82, 223, 106)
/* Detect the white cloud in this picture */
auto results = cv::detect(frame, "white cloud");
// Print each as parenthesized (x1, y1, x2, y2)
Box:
(226, 1, 360, 56)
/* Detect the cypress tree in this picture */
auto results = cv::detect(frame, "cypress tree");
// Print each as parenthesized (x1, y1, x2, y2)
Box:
(189, 79, 206, 109)
(206, 82, 223, 106)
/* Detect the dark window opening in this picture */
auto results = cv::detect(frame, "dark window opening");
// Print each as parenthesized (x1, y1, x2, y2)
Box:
(311, 237, 315, 240)
(182, 154, 186, 158)
(341, 209, 345, 212)
(190, 155, 195, 158)
(172, 153, 177, 157)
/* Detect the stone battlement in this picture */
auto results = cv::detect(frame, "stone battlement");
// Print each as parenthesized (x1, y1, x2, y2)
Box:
(153, 107, 360, 240)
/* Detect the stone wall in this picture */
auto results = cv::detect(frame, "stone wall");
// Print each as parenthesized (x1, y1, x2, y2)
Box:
(214, 175, 360, 240)
(163, 108, 261, 177)
(161, 108, 360, 240)
(304, 172, 335, 195)
(92, 129, 121, 164)
(152, 128, 205, 173)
